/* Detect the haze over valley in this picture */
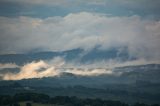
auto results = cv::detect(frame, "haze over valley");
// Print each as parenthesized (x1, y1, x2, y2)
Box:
(0, 0, 160, 105)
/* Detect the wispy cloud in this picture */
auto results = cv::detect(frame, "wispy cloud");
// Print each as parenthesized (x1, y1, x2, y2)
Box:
(0, 63, 19, 69)
(2, 56, 115, 80)
(0, 12, 160, 61)
(2, 60, 60, 80)
(2, 56, 160, 80)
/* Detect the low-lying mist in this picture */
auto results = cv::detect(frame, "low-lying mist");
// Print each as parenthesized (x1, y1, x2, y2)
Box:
(1, 57, 160, 80)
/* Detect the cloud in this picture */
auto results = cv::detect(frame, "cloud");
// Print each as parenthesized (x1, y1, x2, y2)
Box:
(2, 60, 60, 80)
(0, 12, 160, 61)
(0, 63, 19, 69)
(2, 56, 160, 80)
(89, 59, 160, 69)
(2, 59, 114, 80)
(65, 68, 112, 76)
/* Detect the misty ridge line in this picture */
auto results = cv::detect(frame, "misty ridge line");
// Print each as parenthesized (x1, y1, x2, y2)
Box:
(1, 56, 159, 69)
(1, 60, 113, 80)
(0, 56, 160, 80)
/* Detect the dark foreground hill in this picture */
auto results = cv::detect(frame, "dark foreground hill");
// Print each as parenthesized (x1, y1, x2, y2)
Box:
(0, 64, 160, 104)
(0, 93, 160, 106)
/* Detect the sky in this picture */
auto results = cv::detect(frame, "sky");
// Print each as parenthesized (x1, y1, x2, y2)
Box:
(0, 0, 160, 60)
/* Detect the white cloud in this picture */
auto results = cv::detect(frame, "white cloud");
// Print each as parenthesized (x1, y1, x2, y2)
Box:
(0, 12, 160, 61)
(65, 68, 112, 76)
(2, 56, 160, 80)
(2, 60, 60, 80)
(2, 59, 113, 80)
(0, 63, 19, 69)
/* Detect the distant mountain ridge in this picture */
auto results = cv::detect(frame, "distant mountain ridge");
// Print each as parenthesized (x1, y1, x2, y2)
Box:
(0, 47, 133, 65)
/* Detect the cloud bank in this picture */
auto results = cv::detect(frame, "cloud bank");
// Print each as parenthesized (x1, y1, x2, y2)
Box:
(0, 12, 160, 61)
(2, 59, 112, 80)
(2, 56, 160, 80)
(3, 60, 60, 80)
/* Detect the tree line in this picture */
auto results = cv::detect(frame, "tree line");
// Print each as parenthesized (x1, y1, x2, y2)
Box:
(0, 93, 159, 106)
